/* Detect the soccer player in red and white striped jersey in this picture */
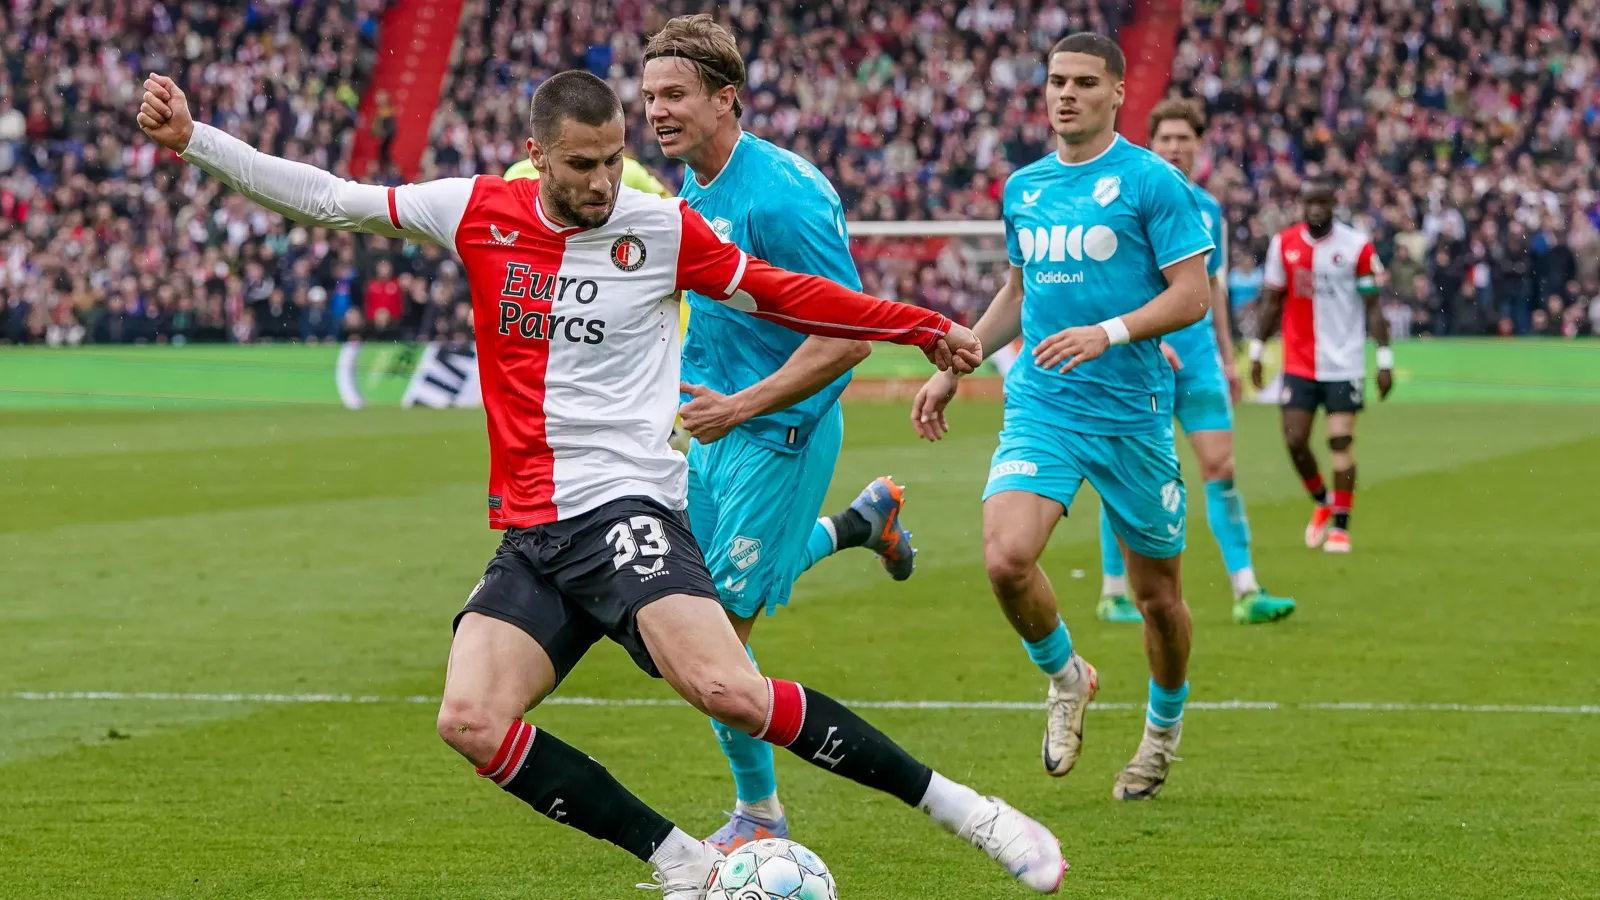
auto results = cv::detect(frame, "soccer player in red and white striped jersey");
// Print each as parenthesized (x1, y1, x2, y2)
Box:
(1250, 178, 1394, 554)
(138, 71, 1068, 895)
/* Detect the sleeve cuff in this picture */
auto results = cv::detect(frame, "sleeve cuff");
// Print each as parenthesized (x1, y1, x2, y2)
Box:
(1157, 244, 1214, 270)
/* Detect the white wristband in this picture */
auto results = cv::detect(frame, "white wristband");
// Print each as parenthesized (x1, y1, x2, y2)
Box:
(1098, 316, 1130, 346)
(1248, 339, 1265, 362)
(1376, 346, 1394, 370)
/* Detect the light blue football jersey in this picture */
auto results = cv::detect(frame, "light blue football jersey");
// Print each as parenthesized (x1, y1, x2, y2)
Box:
(679, 132, 860, 453)
(1002, 136, 1214, 435)
(1164, 182, 1228, 370)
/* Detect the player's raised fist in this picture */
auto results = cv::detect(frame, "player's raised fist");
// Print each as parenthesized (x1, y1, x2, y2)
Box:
(137, 74, 194, 154)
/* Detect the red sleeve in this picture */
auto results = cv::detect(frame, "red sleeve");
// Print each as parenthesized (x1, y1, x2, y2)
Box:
(674, 201, 953, 349)
(732, 258, 954, 349)
(1356, 241, 1381, 277)
(674, 201, 748, 300)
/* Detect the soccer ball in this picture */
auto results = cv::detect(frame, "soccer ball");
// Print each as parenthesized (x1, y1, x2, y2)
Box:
(707, 838, 838, 900)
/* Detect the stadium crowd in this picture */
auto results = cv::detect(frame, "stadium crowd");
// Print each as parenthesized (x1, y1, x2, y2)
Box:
(0, 0, 469, 347)
(5, 0, 1600, 343)
(1172, 0, 1600, 338)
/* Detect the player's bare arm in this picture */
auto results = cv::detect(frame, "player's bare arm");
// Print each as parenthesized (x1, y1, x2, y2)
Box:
(1250, 284, 1287, 389)
(1210, 272, 1242, 402)
(679, 337, 869, 444)
(1366, 292, 1394, 400)
(1033, 252, 1210, 373)
(912, 264, 1023, 441)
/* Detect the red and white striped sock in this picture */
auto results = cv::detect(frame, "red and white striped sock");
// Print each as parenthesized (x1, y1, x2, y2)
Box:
(476, 720, 536, 787)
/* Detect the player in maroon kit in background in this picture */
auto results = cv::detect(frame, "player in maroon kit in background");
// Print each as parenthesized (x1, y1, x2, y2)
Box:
(137, 70, 1070, 897)
(1251, 178, 1394, 555)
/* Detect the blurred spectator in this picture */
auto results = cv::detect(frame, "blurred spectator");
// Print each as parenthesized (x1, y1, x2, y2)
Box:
(301, 286, 338, 343)
(364, 259, 403, 323)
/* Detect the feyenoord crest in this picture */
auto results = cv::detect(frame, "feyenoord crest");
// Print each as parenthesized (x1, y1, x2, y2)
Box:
(1093, 175, 1121, 206)
(611, 230, 646, 271)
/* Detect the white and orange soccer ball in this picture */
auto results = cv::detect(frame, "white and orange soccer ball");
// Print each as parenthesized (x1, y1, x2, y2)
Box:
(707, 838, 838, 900)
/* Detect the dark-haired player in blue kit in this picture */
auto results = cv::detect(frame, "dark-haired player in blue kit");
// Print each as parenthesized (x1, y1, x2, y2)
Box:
(913, 33, 1214, 801)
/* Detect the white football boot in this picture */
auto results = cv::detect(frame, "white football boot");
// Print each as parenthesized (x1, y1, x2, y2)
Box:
(1043, 655, 1098, 776)
(958, 797, 1068, 893)
(637, 839, 722, 899)
(1113, 719, 1183, 801)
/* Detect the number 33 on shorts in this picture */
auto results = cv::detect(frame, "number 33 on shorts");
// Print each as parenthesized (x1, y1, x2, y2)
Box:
(607, 515, 673, 576)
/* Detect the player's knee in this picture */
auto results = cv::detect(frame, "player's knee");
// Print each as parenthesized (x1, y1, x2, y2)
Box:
(984, 543, 1037, 597)
(682, 668, 768, 733)
(1198, 454, 1235, 483)
(1128, 562, 1183, 613)
(1283, 430, 1310, 453)
(1327, 434, 1353, 453)
(435, 700, 509, 764)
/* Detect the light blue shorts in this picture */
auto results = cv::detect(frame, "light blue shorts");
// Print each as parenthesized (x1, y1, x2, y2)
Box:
(686, 403, 843, 618)
(983, 409, 1186, 560)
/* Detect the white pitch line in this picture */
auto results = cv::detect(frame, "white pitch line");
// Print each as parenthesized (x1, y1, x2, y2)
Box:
(7, 691, 1599, 715)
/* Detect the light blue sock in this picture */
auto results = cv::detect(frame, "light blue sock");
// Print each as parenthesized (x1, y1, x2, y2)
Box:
(1204, 479, 1253, 576)
(799, 519, 836, 573)
(1147, 678, 1190, 728)
(1098, 505, 1126, 580)
(1022, 616, 1074, 675)
(711, 645, 778, 804)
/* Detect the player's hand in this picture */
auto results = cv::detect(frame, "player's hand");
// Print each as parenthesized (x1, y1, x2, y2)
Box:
(926, 325, 982, 374)
(678, 382, 749, 444)
(1377, 367, 1393, 400)
(1160, 341, 1184, 371)
(1033, 324, 1110, 374)
(911, 368, 960, 441)
(1223, 357, 1243, 404)
(137, 74, 195, 154)
(1249, 359, 1265, 390)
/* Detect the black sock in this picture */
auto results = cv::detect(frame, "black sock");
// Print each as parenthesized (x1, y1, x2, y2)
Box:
(826, 509, 872, 550)
(1333, 511, 1350, 530)
(485, 722, 675, 862)
(763, 681, 933, 806)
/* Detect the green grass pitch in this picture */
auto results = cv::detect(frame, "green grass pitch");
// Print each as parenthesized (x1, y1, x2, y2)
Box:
(3, 399, 1598, 899)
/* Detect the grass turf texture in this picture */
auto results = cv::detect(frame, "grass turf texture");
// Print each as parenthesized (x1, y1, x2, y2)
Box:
(3, 400, 1598, 899)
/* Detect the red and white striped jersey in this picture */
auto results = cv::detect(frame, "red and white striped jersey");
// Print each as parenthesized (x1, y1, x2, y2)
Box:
(180, 123, 955, 529)
(1262, 222, 1381, 381)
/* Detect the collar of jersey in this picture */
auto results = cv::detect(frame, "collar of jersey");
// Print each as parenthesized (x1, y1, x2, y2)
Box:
(533, 194, 583, 234)
(689, 130, 748, 192)
(1053, 133, 1121, 168)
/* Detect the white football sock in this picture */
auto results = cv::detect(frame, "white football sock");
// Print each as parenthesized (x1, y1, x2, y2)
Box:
(816, 517, 838, 553)
(648, 827, 706, 872)
(1101, 574, 1128, 597)
(917, 771, 985, 833)
(1048, 655, 1088, 694)
(736, 793, 783, 822)
(1230, 567, 1259, 599)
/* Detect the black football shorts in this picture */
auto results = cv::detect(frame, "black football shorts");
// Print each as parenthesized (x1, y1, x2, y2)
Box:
(454, 496, 718, 684)
(1282, 373, 1365, 414)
